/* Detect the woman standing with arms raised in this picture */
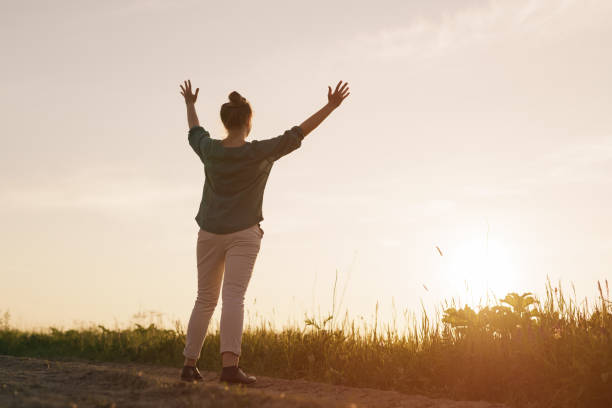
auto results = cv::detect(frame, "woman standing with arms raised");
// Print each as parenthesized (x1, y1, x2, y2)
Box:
(179, 79, 350, 384)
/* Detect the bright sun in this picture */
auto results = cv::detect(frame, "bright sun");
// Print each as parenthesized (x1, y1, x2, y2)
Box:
(440, 237, 519, 301)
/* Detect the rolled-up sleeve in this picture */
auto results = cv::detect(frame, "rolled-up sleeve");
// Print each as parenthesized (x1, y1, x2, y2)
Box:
(258, 125, 304, 162)
(188, 126, 212, 159)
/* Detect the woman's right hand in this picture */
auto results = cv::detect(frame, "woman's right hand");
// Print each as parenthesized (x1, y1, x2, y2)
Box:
(327, 80, 350, 108)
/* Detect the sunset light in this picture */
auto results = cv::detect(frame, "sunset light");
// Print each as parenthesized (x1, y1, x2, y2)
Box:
(1, 1, 611, 406)
(441, 236, 519, 301)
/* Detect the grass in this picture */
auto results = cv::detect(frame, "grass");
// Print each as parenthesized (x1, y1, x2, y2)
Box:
(1, 278, 611, 408)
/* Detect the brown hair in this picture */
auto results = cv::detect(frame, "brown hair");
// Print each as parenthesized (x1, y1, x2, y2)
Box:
(220, 91, 252, 130)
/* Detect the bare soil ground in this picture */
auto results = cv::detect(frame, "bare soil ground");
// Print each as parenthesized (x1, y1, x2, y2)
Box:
(0, 355, 508, 408)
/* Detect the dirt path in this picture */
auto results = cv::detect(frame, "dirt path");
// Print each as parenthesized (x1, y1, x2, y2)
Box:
(0, 355, 508, 408)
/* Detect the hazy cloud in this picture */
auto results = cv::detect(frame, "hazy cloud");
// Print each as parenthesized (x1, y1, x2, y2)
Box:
(542, 137, 612, 184)
(345, 0, 610, 60)
(1, 165, 194, 214)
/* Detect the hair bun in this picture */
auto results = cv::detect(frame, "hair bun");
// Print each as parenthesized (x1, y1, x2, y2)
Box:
(228, 91, 247, 106)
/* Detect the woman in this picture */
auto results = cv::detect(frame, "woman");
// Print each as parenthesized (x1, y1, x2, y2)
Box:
(178, 79, 350, 384)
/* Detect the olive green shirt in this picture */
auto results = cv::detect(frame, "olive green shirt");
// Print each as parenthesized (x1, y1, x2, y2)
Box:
(188, 125, 304, 234)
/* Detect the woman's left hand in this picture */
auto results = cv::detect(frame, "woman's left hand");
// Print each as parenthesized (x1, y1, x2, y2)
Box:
(180, 79, 199, 104)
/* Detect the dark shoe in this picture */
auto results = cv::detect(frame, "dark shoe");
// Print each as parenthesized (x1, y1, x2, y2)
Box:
(181, 365, 204, 382)
(219, 366, 256, 385)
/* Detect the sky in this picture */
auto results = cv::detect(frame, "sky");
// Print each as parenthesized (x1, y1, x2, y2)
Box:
(1, 0, 611, 331)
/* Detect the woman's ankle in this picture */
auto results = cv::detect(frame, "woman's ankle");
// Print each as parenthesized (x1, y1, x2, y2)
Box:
(221, 351, 239, 367)
(184, 358, 197, 367)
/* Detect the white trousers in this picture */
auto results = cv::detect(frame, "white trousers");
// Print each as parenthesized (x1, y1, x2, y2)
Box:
(183, 223, 263, 359)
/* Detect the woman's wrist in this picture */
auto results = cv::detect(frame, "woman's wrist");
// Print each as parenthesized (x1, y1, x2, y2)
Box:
(325, 102, 337, 111)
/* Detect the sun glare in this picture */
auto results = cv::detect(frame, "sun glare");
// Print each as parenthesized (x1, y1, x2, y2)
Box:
(440, 237, 519, 302)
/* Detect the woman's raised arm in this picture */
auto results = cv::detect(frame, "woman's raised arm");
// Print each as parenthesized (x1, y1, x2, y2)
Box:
(180, 79, 200, 129)
(299, 80, 350, 138)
